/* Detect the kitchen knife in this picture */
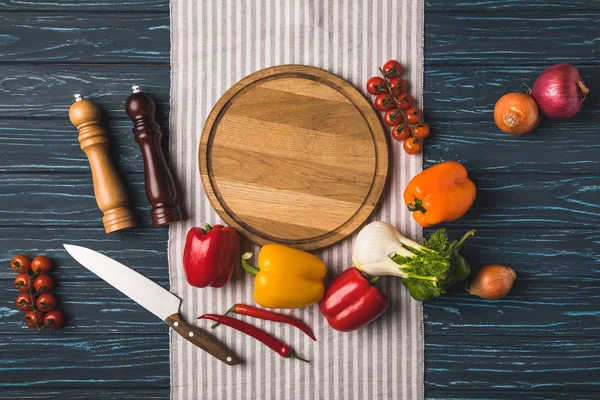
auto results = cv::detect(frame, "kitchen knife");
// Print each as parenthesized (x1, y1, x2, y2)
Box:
(63, 244, 242, 366)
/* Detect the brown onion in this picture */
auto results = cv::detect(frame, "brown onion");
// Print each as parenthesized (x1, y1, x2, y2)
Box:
(466, 264, 516, 300)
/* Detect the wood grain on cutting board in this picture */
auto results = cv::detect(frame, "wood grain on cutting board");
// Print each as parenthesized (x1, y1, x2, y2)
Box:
(200, 65, 388, 250)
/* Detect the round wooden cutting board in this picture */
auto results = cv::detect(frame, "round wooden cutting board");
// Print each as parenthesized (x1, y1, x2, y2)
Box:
(200, 65, 388, 250)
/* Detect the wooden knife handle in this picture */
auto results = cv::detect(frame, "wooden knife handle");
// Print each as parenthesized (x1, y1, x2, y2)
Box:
(165, 313, 242, 366)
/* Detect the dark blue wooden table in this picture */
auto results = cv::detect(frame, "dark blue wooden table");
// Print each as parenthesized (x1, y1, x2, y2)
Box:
(0, 1, 598, 399)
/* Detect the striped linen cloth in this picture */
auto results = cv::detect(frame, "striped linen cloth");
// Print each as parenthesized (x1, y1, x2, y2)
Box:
(169, 1, 424, 399)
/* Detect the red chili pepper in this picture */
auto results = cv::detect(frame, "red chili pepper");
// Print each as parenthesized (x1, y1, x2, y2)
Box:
(183, 224, 239, 288)
(211, 304, 316, 341)
(198, 314, 309, 362)
(319, 267, 389, 332)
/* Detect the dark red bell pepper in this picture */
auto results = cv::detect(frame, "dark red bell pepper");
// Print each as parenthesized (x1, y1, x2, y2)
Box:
(183, 224, 239, 288)
(319, 267, 388, 332)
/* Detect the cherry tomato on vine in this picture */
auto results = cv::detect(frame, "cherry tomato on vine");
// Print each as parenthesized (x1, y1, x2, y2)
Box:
(366, 76, 386, 95)
(24, 310, 45, 328)
(382, 60, 402, 79)
(413, 123, 430, 139)
(397, 94, 414, 111)
(14, 274, 30, 292)
(33, 275, 54, 293)
(403, 137, 422, 155)
(36, 293, 57, 312)
(31, 256, 52, 274)
(388, 77, 407, 97)
(374, 93, 395, 111)
(406, 107, 422, 124)
(392, 124, 412, 141)
(384, 109, 404, 126)
(11, 255, 31, 273)
(16, 293, 33, 312)
(44, 310, 65, 329)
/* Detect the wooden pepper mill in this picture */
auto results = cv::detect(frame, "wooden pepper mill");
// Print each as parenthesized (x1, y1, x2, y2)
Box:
(125, 86, 182, 226)
(69, 93, 137, 233)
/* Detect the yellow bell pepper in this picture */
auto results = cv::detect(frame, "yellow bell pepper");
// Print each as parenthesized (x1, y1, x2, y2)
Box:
(241, 244, 326, 309)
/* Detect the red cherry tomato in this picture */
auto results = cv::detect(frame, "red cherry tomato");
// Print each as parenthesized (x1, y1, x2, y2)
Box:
(36, 293, 57, 312)
(16, 293, 33, 312)
(388, 77, 406, 96)
(383, 109, 404, 126)
(14, 274, 30, 292)
(11, 255, 31, 273)
(31, 256, 53, 274)
(397, 94, 414, 111)
(366, 76, 386, 95)
(373, 93, 395, 111)
(382, 60, 403, 79)
(33, 275, 54, 293)
(24, 310, 45, 329)
(406, 107, 422, 124)
(413, 123, 430, 139)
(43, 310, 65, 329)
(392, 124, 412, 141)
(403, 137, 422, 155)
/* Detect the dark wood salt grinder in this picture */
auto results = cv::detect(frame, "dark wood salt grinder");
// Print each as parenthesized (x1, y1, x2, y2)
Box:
(125, 86, 182, 226)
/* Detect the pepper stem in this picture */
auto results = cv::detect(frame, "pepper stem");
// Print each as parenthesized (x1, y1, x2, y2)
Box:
(211, 307, 235, 329)
(456, 229, 476, 250)
(289, 352, 309, 362)
(241, 252, 260, 277)
(368, 276, 381, 285)
(205, 223, 212, 232)
(407, 198, 427, 214)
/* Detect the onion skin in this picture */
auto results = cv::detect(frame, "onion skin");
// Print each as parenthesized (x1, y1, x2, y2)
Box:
(466, 264, 516, 300)
(494, 92, 540, 135)
(530, 63, 589, 120)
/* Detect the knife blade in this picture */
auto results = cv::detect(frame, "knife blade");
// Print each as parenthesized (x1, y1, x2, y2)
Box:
(63, 244, 242, 366)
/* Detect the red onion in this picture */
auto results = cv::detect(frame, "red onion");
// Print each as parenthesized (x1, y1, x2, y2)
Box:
(530, 63, 589, 119)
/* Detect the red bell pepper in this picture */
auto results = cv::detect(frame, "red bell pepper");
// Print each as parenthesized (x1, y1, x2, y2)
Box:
(319, 267, 388, 332)
(183, 224, 239, 288)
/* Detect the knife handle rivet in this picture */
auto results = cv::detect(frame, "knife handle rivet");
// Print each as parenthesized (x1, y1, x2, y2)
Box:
(227, 357, 232, 363)
(173, 322, 179, 327)
(189, 332, 194, 337)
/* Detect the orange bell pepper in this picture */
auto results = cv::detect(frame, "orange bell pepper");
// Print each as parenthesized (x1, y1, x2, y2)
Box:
(403, 161, 476, 227)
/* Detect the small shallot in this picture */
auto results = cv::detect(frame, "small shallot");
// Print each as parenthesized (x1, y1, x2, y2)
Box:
(466, 264, 516, 300)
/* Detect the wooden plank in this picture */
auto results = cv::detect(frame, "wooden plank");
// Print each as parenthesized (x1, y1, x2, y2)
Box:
(427, 390, 600, 400)
(3, 388, 600, 400)
(0, 11, 597, 65)
(0, 226, 598, 336)
(0, 65, 169, 118)
(0, 227, 168, 281)
(0, 119, 148, 173)
(0, 13, 169, 63)
(2, 64, 595, 120)
(424, 119, 600, 173)
(425, 336, 600, 391)
(423, 65, 598, 120)
(0, 0, 168, 11)
(2, 65, 598, 175)
(1, 172, 598, 228)
(0, 334, 169, 387)
(0, 0, 594, 13)
(0, 63, 597, 120)
(0, 173, 156, 228)
(426, 12, 600, 66)
(0, 388, 170, 400)
(0, 334, 598, 392)
(427, 0, 598, 12)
